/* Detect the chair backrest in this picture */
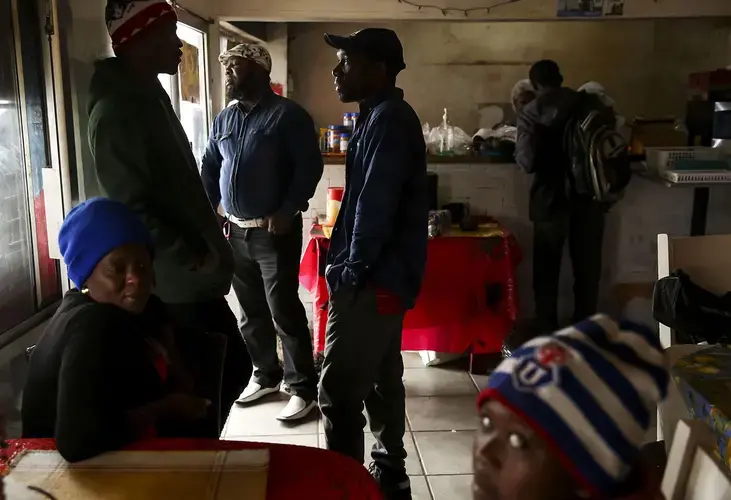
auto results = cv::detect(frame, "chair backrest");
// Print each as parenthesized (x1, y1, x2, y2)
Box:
(656, 234, 731, 349)
(662, 419, 731, 500)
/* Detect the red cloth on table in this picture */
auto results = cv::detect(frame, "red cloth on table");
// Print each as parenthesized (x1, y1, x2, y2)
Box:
(299, 233, 522, 355)
(2, 439, 383, 500)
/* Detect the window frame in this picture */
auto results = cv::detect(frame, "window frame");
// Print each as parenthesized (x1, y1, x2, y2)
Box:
(0, 0, 63, 346)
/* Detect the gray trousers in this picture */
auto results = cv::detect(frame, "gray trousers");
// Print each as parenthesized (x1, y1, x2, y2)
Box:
(318, 284, 407, 472)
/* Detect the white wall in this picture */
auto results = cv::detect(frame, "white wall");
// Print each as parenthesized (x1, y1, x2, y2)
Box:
(266, 24, 288, 96)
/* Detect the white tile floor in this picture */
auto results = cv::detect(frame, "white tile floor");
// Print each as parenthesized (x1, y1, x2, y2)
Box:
(221, 352, 481, 500)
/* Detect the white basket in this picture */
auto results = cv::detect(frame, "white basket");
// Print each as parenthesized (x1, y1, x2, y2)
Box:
(663, 170, 731, 184)
(645, 147, 722, 174)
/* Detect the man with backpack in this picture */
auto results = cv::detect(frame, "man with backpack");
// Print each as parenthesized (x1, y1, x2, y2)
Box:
(516, 60, 630, 332)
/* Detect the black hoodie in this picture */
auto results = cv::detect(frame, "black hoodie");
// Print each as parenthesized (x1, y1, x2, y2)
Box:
(87, 58, 234, 304)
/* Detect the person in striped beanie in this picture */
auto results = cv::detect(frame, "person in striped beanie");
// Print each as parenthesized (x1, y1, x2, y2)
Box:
(87, 0, 251, 432)
(105, 0, 178, 63)
(474, 314, 668, 500)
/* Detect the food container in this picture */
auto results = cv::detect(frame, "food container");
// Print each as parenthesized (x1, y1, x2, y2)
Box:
(427, 210, 452, 239)
(319, 128, 328, 152)
(340, 133, 350, 152)
(326, 187, 344, 226)
(327, 125, 342, 153)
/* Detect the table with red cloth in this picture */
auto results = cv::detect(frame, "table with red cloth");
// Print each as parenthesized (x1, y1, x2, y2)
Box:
(0, 438, 383, 500)
(299, 227, 522, 355)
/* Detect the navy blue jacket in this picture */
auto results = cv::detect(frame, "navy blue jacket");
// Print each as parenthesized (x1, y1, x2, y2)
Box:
(201, 92, 323, 218)
(326, 88, 428, 309)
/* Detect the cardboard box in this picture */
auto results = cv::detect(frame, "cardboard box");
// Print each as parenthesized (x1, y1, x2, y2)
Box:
(673, 345, 731, 473)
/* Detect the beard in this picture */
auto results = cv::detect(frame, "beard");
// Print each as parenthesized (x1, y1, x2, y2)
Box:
(226, 84, 244, 102)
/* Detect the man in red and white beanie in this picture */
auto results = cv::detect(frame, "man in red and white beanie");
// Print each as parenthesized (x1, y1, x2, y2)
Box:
(86, 0, 253, 436)
(106, 0, 177, 51)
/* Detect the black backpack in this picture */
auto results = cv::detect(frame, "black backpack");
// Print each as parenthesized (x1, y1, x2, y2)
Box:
(563, 92, 631, 204)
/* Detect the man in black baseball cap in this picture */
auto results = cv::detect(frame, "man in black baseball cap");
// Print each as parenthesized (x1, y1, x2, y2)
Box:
(324, 28, 407, 100)
(319, 28, 427, 500)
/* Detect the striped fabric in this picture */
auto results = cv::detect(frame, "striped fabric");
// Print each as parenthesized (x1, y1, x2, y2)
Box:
(478, 314, 669, 497)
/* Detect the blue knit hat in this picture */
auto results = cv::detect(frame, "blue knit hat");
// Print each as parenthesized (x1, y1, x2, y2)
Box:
(478, 315, 669, 497)
(58, 197, 152, 287)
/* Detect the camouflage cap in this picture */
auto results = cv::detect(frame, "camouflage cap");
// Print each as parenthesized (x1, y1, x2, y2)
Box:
(219, 43, 272, 73)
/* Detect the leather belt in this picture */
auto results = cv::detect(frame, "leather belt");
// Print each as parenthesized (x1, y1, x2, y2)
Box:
(228, 215, 265, 229)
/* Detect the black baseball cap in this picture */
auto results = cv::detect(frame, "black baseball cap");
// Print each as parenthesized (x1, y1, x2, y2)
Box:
(324, 28, 406, 75)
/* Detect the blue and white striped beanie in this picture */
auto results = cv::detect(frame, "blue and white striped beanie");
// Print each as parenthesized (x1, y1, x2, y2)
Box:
(478, 314, 669, 497)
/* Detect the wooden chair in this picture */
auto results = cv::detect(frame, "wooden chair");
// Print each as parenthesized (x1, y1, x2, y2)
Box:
(662, 419, 731, 500)
(657, 233, 731, 349)
(656, 234, 731, 445)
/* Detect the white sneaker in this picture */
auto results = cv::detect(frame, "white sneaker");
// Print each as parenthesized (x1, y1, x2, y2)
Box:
(276, 395, 316, 421)
(235, 381, 281, 404)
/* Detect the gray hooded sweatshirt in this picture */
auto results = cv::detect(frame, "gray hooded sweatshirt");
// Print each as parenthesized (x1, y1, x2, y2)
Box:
(87, 58, 234, 304)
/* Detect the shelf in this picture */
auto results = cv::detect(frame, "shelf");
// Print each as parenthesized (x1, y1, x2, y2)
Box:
(322, 154, 514, 165)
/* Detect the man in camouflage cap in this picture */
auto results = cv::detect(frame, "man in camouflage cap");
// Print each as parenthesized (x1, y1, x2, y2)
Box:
(201, 43, 323, 422)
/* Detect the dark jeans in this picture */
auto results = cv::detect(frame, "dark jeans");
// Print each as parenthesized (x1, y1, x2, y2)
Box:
(229, 215, 317, 401)
(166, 298, 251, 432)
(532, 200, 605, 330)
(319, 284, 407, 473)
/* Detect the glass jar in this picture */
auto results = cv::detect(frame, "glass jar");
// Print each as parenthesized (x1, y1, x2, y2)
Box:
(328, 125, 341, 153)
(340, 133, 350, 153)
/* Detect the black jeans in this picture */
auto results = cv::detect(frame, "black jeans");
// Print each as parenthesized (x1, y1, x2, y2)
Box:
(319, 284, 407, 473)
(166, 298, 251, 432)
(229, 215, 317, 401)
(532, 200, 605, 330)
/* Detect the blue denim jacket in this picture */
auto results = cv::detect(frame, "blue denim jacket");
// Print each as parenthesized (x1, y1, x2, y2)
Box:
(326, 88, 428, 309)
(201, 92, 323, 218)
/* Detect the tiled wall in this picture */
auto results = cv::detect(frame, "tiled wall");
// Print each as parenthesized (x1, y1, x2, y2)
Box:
(300, 163, 731, 323)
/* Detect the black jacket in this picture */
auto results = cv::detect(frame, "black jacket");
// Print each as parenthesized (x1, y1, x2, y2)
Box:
(326, 88, 428, 309)
(515, 87, 581, 222)
(22, 290, 168, 462)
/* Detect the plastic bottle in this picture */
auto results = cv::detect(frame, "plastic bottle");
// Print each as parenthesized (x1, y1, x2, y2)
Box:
(319, 128, 328, 152)
(438, 108, 454, 155)
(343, 112, 352, 129)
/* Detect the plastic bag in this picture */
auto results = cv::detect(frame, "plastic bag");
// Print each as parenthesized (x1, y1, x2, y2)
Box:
(653, 269, 731, 344)
(426, 108, 471, 155)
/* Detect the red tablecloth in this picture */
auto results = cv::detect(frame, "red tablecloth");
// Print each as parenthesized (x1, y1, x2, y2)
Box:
(300, 232, 522, 354)
(1, 438, 383, 500)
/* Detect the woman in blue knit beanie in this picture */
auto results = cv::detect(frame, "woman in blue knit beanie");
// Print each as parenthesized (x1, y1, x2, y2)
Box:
(22, 198, 211, 462)
(58, 196, 155, 312)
